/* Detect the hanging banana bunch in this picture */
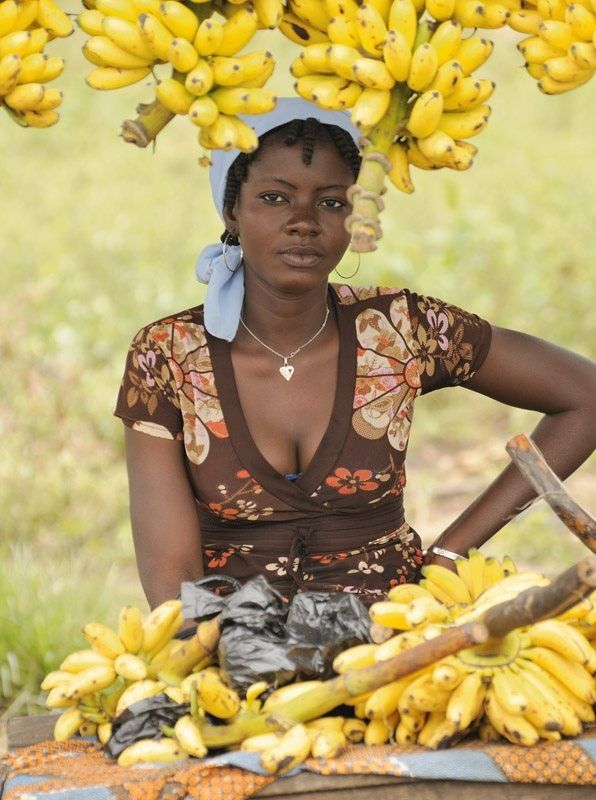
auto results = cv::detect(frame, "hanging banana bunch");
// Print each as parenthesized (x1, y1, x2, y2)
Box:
(0, 0, 72, 128)
(509, 0, 595, 94)
(77, 0, 279, 154)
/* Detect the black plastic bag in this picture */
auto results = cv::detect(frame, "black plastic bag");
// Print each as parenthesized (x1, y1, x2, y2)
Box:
(106, 694, 189, 758)
(181, 575, 371, 693)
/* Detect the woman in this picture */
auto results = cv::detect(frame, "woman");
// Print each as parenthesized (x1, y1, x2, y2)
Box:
(114, 98, 596, 611)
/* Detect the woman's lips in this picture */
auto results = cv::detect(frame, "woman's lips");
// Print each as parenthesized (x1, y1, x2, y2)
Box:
(279, 247, 323, 267)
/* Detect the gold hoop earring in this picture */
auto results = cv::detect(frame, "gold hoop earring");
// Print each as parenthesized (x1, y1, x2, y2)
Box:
(335, 252, 361, 280)
(222, 233, 243, 274)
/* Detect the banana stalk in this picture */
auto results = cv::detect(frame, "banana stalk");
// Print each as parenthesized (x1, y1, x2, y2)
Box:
(197, 621, 488, 747)
(347, 20, 433, 252)
(121, 97, 175, 147)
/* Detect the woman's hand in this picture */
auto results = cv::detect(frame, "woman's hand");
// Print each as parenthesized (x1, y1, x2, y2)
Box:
(124, 427, 204, 608)
(428, 325, 596, 558)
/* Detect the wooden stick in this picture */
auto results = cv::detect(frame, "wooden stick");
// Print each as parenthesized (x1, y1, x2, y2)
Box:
(506, 434, 596, 553)
(482, 555, 596, 638)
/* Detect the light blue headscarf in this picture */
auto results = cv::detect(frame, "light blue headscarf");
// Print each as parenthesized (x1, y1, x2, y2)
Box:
(195, 97, 360, 341)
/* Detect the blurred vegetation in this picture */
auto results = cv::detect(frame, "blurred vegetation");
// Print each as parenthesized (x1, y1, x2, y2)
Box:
(0, 25, 594, 719)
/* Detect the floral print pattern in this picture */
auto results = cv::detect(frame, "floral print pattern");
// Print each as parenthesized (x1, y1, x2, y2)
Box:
(115, 286, 491, 604)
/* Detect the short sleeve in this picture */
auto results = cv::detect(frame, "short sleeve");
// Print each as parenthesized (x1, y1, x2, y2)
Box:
(113, 325, 183, 440)
(405, 291, 492, 395)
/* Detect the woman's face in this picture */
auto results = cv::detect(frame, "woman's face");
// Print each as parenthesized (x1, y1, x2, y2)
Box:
(223, 131, 355, 295)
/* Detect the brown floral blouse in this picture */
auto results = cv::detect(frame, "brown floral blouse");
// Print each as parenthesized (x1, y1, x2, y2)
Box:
(114, 284, 492, 605)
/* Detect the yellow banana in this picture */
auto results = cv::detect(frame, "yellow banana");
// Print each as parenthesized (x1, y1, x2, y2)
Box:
(342, 718, 367, 742)
(539, 19, 575, 50)
(83, 622, 125, 659)
(482, 556, 506, 589)
(421, 564, 471, 605)
(453, 35, 494, 75)
(101, 17, 156, 60)
(332, 642, 379, 673)
(427, 58, 463, 95)
(241, 732, 282, 751)
(36, 0, 74, 36)
(84, 35, 153, 68)
(14, 53, 46, 85)
(159, 0, 199, 39)
(394, 719, 417, 744)
(195, 669, 241, 718)
(174, 714, 208, 757)
(41, 670, 74, 691)
(262, 680, 322, 711)
(437, 104, 490, 139)
(482, 2, 511, 28)
(188, 94, 219, 127)
(528, 619, 596, 666)
(566, 3, 595, 40)
(327, 14, 360, 46)
(357, 3, 387, 56)
(431, 659, 465, 690)
(364, 675, 410, 718)
(194, 18, 224, 55)
(289, 0, 331, 31)
(382, 29, 411, 81)
(0, 52, 21, 94)
(260, 724, 312, 774)
(185, 58, 213, 95)
(0, 0, 18, 38)
(490, 667, 527, 715)
(313, 75, 361, 108)
(114, 652, 148, 681)
(518, 35, 564, 63)
(254, 0, 284, 28)
(279, 11, 330, 44)
(291, 55, 312, 77)
(295, 73, 322, 100)
(54, 708, 85, 742)
(97, 722, 113, 744)
(520, 658, 595, 725)
(244, 680, 269, 712)
(118, 737, 187, 766)
(59, 649, 115, 673)
(445, 670, 485, 729)
(367, 0, 393, 20)
(544, 54, 591, 81)
(164, 686, 186, 703)
(512, 662, 578, 735)
(211, 49, 272, 86)
(388, 0, 417, 49)
(214, 6, 258, 56)
(58, 666, 118, 703)
(167, 37, 199, 71)
(368, 600, 413, 629)
(351, 56, 395, 90)
(521, 646, 596, 702)
(425, 0, 457, 21)
(387, 140, 414, 193)
(140, 600, 183, 656)
(485, 689, 540, 746)
(117, 606, 144, 655)
(537, 0, 566, 20)
(449, 141, 475, 170)
(310, 729, 347, 758)
(428, 20, 462, 65)
(453, 0, 486, 27)
(115, 679, 166, 717)
(508, 8, 542, 33)
(327, 42, 361, 78)
(407, 593, 451, 627)
(78, 720, 98, 738)
(211, 86, 276, 114)
(31, 86, 62, 110)
(11, 0, 39, 31)
(325, 0, 360, 17)
(95, 0, 138, 21)
(405, 136, 442, 169)
(138, 12, 174, 60)
(405, 90, 449, 141)
(568, 40, 596, 68)
(407, 42, 439, 91)
(364, 712, 398, 744)
(301, 42, 333, 72)
(306, 716, 345, 733)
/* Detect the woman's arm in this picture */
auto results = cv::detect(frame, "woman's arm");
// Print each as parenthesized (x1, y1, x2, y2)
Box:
(427, 326, 596, 567)
(124, 426, 204, 608)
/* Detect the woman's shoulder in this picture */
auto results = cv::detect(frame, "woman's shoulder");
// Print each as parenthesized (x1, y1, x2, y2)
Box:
(331, 283, 409, 307)
(129, 303, 206, 348)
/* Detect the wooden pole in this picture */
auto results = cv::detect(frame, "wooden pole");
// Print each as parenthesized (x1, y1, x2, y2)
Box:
(506, 434, 596, 553)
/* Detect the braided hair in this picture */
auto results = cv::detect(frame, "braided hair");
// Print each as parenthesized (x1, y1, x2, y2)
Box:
(221, 117, 361, 245)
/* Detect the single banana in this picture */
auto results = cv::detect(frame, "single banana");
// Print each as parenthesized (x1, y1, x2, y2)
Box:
(388, 0, 417, 49)
(138, 11, 175, 60)
(84, 35, 154, 68)
(289, 0, 331, 31)
(527, 619, 596, 666)
(211, 86, 277, 114)
(114, 652, 148, 681)
(57, 666, 118, 704)
(425, 0, 457, 21)
(364, 675, 410, 718)
(0, 52, 21, 94)
(485, 689, 540, 746)
(115, 679, 166, 717)
(445, 670, 485, 729)
(387, 140, 414, 194)
(188, 94, 219, 127)
(262, 680, 323, 711)
(54, 708, 85, 742)
(0, 1, 18, 38)
(343, 717, 367, 742)
(539, 19, 575, 50)
(364, 712, 398, 744)
(156, 76, 195, 114)
(407, 42, 439, 92)
(508, 8, 542, 34)
(518, 34, 565, 63)
(195, 669, 241, 718)
(429, 20, 462, 64)
(490, 667, 527, 715)
(568, 40, 596, 69)
(327, 42, 361, 78)
(36, 0, 74, 36)
(566, 3, 595, 40)
(368, 600, 413, 629)
(279, 11, 330, 45)
(333, 643, 379, 673)
(427, 59, 463, 96)
(301, 42, 334, 72)
(140, 600, 183, 656)
(159, 0, 199, 40)
(97, 722, 113, 744)
(214, 6, 259, 56)
(306, 716, 345, 733)
(328, 14, 360, 47)
(185, 58, 213, 95)
(32, 86, 62, 111)
(405, 136, 442, 169)
(117, 606, 144, 655)
(453, 35, 494, 75)
(101, 17, 156, 61)
(118, 737, 188, 766)
(421, 564, 471, 605)
(310, 729, 347, 758)
(241, 732, 283, 751)
(357, 3, 387, 56)
(174, 714, 208, 757)
(260, 724, 312, 774)
(254, 0, 284, 28)
(194, 18, 224, 55)
(437, 104, 491, 139)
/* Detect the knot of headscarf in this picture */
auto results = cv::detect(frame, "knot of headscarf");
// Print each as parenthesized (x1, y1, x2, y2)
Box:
(194, 97, 360, 342)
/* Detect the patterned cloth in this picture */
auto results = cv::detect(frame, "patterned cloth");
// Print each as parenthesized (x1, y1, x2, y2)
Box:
(1, 733, 595, 799)
(114, 284, 492, 604)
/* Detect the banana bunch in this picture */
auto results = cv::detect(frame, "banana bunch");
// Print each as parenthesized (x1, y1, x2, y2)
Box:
(78, 0, 278, 152)
(284, 0, 496, 195)
(511, 0, 595, 94)
(0, 0, 72, 128)
(42, 599, 199, 743)
(338, 553, 596, 749)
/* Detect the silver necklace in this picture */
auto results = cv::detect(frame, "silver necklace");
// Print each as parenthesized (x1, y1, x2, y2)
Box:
(239, 306, 330, 381)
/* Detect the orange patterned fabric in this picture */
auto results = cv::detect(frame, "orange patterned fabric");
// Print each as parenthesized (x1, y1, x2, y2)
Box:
(1, 731, 594, 799)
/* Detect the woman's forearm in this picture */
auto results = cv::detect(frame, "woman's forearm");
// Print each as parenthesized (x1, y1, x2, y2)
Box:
(428, 406, 596, 559)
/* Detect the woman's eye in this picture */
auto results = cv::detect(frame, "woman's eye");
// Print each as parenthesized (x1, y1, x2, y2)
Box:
(261, 192, 286, 203)
(320, 198, 346, 209)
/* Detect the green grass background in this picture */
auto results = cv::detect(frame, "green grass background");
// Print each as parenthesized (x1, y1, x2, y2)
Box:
(0, 23, 595, 719)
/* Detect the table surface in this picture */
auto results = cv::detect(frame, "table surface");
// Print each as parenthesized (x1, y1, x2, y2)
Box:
(4, 714, 593, 800)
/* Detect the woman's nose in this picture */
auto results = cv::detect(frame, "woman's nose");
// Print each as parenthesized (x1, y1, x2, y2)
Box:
(284, 204, 322, 237)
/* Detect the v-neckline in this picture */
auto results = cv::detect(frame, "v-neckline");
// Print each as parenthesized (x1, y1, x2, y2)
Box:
(207, 286, 356, 509)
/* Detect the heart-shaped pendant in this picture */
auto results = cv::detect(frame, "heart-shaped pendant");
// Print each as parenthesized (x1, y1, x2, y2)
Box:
(279, 364, 294, 381)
